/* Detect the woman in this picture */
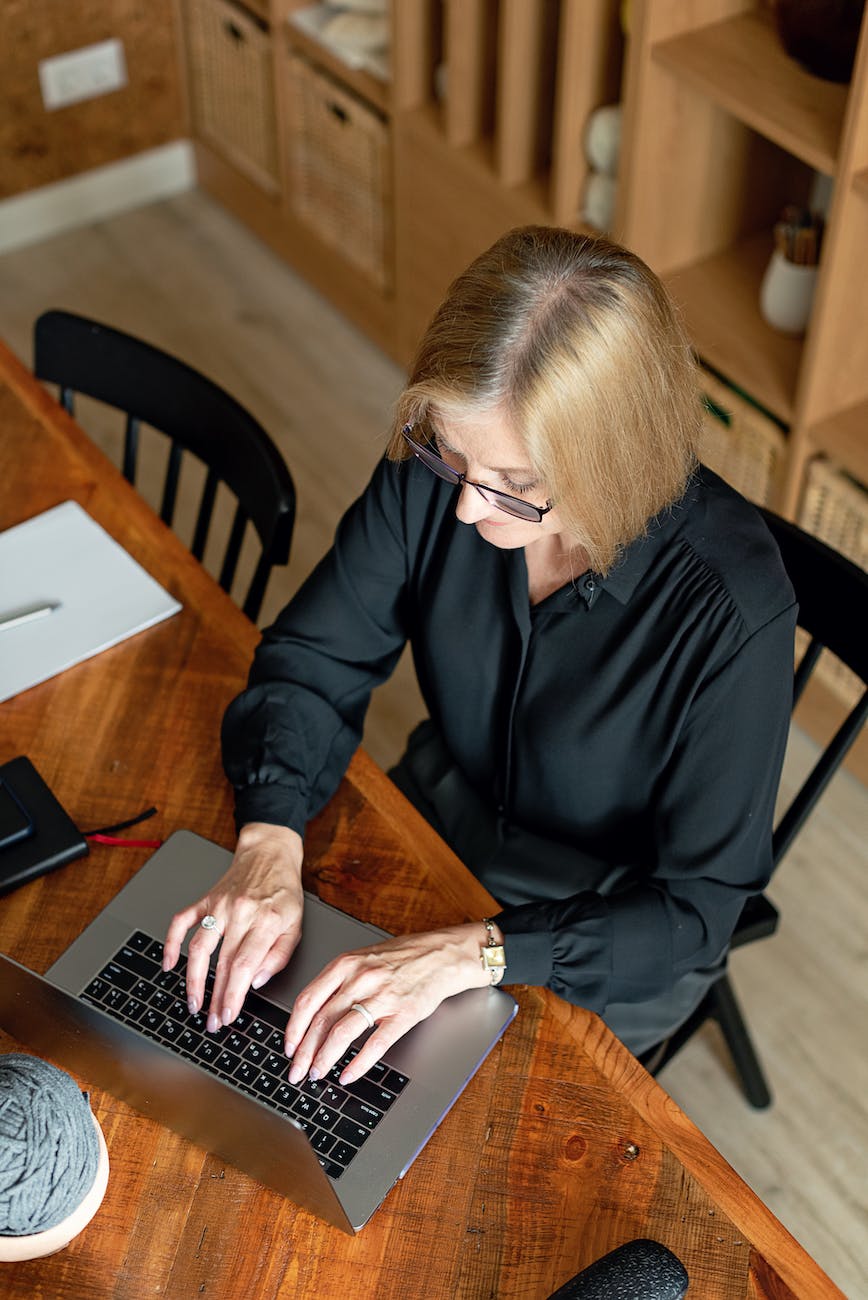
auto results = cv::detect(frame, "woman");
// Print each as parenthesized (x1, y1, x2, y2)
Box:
(164, 227, 796, 1089)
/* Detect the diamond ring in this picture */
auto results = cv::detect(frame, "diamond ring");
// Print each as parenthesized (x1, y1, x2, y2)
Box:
(200, 914, 220, 932)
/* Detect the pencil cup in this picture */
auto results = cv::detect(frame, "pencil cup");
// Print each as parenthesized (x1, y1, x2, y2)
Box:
(759, 250, 818, 335)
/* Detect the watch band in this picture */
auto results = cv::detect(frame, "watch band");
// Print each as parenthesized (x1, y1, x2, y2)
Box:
(481, 919, 506, 985)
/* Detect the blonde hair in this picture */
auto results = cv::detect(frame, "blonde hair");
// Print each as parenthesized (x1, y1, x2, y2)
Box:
(387, 226, 701, 574)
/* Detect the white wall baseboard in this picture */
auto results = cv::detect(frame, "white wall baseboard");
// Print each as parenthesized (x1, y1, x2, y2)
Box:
(0, 141, 196, 255)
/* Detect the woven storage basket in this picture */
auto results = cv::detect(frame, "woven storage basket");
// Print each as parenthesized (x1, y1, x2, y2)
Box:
(286, 52, 392, 291)
(797, 457, 868, 708)
(698, 366, 786, 506)
(185, 0, 279, 194)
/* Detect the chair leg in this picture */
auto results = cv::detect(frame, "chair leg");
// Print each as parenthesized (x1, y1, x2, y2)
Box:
(708, 975, 773, 1109)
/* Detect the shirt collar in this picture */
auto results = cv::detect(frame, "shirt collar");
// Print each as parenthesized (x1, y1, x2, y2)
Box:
(586, 473, 700, 608)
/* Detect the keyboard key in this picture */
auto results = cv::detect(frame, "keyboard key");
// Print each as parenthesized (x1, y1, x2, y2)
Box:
(145, 940, 164, 964)
(103, 985, 130, 1011)
(311, 1129, 336, 1155)
(266, 1029, 285, 1053)
(247, 1018, 271, 1042)
(242, 1041, 267, 1065)
(273, 1083, 298, 1111)
(115, 946, 157, 979)
(83, 977, 109, 1000)
(313, 1104, 340, 1129)
(177, 1029, 200, 1054)
(334, 1118, 371, 1147)
(341, 1097, 384, 1130)
(196, 1039, 221, 1063)
(384, 1068, 410, 1093)
(262, 1052, 289, 1077)
(148, 989, 172, 1012)
(224, 1031, 246, 1055)
(127, 931, 151, 952)
(318, 1158, 344, 1179)
(330, 1140, 360, 1167)
(234, 1060, 258, 1087)
(346, 1077, 398, 1110)
(119, 995, 147, 1022)
(98, 962, 136, 991)
(214, 1049, 242, 1076)
(305, 1082, 346, 1109)
(252, 1072, 278, 1097)
(291, 1093, 317, 1120)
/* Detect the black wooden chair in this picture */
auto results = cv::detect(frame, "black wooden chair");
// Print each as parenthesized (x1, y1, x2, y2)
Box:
(33, 309, 296, 623)
(644, 509, 868, 1107)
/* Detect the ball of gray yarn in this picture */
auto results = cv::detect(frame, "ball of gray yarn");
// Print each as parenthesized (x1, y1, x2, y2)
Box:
(0, 1055, 100, 1236)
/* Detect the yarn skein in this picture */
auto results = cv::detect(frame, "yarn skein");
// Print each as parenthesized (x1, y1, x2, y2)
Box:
(0, 1055, 100, 1236)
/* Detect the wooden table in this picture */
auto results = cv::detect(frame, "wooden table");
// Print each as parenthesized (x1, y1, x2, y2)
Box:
(0, 339, 841, 1299)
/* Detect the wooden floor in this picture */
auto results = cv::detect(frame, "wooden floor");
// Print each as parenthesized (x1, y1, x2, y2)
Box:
(1, 191, 865, 1297)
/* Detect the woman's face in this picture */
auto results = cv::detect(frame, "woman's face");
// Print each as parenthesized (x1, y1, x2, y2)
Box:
(431, 407, 567, 552)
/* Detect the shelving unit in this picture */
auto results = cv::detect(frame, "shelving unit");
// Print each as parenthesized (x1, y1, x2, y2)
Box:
(179, 0, 624, 360)
(617, 0, 868, 776)
(616, 0, 868, 516)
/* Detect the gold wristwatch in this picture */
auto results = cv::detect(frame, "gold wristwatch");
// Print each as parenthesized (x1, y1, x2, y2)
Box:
(480, 919, 506, 985)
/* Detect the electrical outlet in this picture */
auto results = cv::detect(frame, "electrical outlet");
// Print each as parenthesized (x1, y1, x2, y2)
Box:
(39, 39, 128, 111)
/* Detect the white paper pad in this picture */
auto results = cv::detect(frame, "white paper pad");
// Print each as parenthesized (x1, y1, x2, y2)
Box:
(0, 501, 182, 702)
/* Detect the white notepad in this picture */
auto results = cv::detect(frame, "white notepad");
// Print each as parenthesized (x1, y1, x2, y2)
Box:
(0, 501, 182, 703)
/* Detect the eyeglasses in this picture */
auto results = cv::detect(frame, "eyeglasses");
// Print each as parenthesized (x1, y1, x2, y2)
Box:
(401, 425, 553, 523)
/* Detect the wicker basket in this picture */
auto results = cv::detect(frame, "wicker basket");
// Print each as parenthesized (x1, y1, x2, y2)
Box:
(286, 52, 392, 291)
(797, 457, 868, 708)
(698, 366, 786, 506)
(185, 0, 279, 194)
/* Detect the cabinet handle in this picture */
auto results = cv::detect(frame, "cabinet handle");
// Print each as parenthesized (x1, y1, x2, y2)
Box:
(327, 102, 349, 124)
(224, 20, 244, 43)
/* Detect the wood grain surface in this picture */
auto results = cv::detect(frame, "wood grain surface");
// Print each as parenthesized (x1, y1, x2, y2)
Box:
(0, 341, 842, 1298)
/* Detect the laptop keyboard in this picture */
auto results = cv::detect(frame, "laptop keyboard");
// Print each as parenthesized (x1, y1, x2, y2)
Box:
(80, 929, 410, 1179)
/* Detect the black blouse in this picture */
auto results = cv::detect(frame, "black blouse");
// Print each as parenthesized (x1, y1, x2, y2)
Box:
(222, 455, 796, 1017)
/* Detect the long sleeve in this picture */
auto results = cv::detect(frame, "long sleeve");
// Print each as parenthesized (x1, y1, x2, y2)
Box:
(222, 457, 411, 833)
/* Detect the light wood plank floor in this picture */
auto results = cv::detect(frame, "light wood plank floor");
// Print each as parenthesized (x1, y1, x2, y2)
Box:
(1, 191, 865, 1296)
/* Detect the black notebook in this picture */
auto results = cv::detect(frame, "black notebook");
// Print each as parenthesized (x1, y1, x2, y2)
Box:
(0, 755, 88, 895)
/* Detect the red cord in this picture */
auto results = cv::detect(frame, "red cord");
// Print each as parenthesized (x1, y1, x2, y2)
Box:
(87, 834, 163, 848)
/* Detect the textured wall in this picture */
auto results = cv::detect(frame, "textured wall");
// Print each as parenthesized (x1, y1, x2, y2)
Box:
(0, 0, 186, 198)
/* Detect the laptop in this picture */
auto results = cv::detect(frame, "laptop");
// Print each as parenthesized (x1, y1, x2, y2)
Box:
(0, 829, 517, 1233)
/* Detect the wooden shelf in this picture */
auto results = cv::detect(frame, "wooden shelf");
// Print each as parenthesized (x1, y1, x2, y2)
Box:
(664, 231, 802, 426)
(284, 9, 390, 114)
(808, 400, 868, 484)
(653, 10, 849, 176)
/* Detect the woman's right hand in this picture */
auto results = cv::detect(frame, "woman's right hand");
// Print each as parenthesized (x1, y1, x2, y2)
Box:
(162, 822, 305, 1033)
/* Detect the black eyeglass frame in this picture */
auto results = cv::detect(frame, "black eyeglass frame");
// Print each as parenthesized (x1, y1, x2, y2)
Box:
(401, 425, 554, 523)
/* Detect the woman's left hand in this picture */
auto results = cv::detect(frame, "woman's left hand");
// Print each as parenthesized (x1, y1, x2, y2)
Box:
(284, 922, 498, 1086)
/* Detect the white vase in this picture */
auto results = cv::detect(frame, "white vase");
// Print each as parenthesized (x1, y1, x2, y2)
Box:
(759, 250, 818, 335)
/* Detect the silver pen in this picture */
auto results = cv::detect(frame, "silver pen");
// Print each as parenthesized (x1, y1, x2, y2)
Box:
(0, 602, 61, 632)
